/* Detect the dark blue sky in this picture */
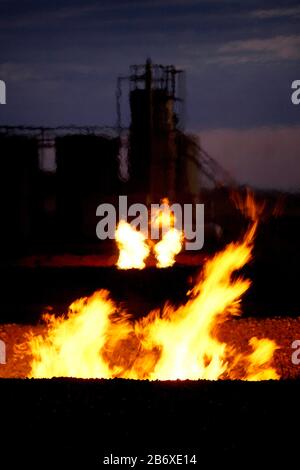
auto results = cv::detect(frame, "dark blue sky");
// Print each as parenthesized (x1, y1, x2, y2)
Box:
(0, 0, 299, 128)
(0, 0, 300, 188)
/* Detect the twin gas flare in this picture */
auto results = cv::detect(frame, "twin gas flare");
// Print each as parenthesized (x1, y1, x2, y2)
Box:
(115, 199, 183, 269)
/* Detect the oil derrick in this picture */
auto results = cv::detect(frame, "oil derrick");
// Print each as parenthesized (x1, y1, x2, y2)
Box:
(117, 59, 185, 202)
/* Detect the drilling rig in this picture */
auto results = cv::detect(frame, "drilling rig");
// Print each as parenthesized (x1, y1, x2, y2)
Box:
(117, 58, 185, 202)
(117, 59, 234, 204)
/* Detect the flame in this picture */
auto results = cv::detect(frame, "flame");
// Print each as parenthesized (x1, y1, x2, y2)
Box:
(29, 291, 115, 378)
(115, 220, 150, 269)
(152, 198, 183, 268)
(136, 222, 279, 381)
(154, 228, 183, 268)
(151, 197, 175, 231)
(141, 239, 252, 380)
(244, 337, 279, 381)
(115, 198, 183, 269)
(232, 189, 266, 222)
(27, 194, 279, 381)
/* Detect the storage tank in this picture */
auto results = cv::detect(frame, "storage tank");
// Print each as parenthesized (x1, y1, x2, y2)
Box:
(55, 134, 120, 243)
(0, 134, 39, 254)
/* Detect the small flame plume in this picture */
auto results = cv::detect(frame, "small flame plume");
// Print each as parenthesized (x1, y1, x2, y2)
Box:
(152, 198, 183, 268)
(154, 228, 183, 268)
(151, 198, 175, 230)
(115, 220, 150, 269)
(27, 193, 279, 381)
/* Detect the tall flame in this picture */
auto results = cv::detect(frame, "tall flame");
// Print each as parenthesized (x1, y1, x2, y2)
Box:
(27, 194, 279, 381)
(137, 225, 278, 380)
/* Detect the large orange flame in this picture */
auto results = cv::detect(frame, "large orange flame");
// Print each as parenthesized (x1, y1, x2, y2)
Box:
(27, 194, 279, 381)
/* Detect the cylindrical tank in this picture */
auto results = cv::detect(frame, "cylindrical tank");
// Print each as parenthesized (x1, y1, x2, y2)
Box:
(55, 134, 120, 243)
(0, 134, 39, 254)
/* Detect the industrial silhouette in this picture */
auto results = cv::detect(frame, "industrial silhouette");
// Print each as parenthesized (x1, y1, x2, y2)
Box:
(0, 60, 234, 257)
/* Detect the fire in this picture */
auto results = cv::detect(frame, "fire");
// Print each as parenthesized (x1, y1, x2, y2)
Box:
(136, 222, 278, 381)
(115, 220, 150, 269)
(152, 198, 183, 268)
(29, 292, 115, 378)
(115, 198, 183, 269)
(154, 228, 183, 268)
(151, 197, 175, 231)
(27, 194, 280, 381)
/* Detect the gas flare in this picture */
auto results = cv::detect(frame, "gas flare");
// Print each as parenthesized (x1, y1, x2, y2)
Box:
(152, 198, 183, 268)
(154, 228, 183, 268)
(27, 194, 280, 381)
(115, 198, 184, 269)
(115, 220, 150, 269)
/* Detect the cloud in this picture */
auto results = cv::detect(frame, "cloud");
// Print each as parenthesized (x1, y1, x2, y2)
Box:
(0, 0, 218, 30)
(0, 60, 114, 83)
(251, 6, 300, 19)
(0, 63, 40, 81)
(210, 35, 300, 65)
(199, 125, 300, 191)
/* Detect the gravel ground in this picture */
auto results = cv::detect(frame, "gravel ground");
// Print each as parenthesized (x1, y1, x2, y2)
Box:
(215, 317, 300, 379)
(1, 317, 300, 379)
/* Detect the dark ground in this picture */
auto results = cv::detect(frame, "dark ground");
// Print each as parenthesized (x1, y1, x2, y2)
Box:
(0, 256, 298, 326)
(0, 378, 299, 467)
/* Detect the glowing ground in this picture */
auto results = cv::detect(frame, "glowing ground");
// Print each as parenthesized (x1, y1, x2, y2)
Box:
(1, 317, 300, 379)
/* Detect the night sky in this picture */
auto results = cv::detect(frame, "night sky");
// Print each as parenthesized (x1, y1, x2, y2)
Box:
(0, 0, 300, 190)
